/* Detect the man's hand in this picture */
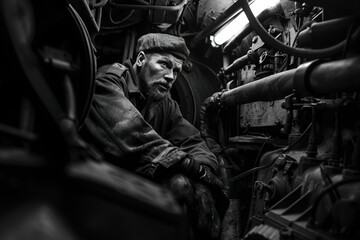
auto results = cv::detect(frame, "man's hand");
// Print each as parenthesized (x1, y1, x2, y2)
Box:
(178, 157, 230, 218)
(178, 157, 224, 191)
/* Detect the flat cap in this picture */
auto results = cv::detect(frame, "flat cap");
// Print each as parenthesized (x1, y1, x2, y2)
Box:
(136, 33, 190, 61)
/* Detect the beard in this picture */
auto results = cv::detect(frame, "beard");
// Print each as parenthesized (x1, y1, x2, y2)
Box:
(139, 80, 168, 102)
(137, 62, 169, 102)
(146, 84, 168, 102)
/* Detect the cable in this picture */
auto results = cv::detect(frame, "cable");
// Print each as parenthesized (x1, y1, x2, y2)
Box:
(253, 136, 272, 168)
(109, 8, 135, 25)
(282, 123, 312, 153)
(227, 156, 277, 184)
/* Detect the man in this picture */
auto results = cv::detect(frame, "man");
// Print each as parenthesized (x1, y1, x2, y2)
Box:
(81, 33, 228, 239)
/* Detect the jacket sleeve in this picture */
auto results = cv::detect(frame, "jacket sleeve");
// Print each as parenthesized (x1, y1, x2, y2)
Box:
(82, 68, 188, 177)
(162, 99, 219, 173)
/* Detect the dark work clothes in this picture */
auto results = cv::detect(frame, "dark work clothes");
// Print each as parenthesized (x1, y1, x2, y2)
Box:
(81, 59, 218, 178)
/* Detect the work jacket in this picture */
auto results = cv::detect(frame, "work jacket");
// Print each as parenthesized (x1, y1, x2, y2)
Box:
(81, 59, 218, 179)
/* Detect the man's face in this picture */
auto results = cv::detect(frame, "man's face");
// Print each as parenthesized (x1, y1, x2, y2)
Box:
(137, 52, 183, 101)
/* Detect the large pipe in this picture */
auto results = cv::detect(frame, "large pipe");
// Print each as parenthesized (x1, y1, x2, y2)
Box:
(218, 56, 360, 107)
(294, 56, 360, 97)
(220, 68, 296, 106)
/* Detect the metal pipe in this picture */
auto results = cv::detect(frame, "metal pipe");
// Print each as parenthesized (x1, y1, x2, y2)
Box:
(218, 56, 360, 108)
(220, 69, 296, 107)
(294, 57, 360, 96)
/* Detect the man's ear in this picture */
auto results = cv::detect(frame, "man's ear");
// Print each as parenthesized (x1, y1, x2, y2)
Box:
(136, 51, 146, 67)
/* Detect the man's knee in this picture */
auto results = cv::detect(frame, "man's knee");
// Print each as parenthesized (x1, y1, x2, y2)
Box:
(168, 174, 195, 204)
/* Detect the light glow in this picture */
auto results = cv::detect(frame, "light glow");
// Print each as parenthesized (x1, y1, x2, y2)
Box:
(211, 0, 280, 47)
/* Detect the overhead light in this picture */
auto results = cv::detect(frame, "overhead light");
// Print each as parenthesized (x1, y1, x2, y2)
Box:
(211, 0, 280, 47)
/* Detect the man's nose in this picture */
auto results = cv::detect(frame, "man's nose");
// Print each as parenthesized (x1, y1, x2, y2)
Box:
(164, 69, 175, 82)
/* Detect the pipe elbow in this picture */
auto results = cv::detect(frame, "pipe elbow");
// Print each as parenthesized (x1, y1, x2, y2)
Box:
(200, 91, 226, 151)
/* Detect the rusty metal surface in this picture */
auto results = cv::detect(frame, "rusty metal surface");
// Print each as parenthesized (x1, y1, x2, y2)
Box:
(240, 100, 286, 128)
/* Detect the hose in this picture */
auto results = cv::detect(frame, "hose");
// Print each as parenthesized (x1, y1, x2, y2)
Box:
(238, 0, 356, 59)
(223, 7, 280, 52)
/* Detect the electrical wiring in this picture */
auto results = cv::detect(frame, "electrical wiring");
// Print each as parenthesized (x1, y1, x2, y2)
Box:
(227, 123, 312, 184)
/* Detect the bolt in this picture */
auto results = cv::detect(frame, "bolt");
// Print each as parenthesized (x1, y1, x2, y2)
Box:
(252, 36, 258, 44)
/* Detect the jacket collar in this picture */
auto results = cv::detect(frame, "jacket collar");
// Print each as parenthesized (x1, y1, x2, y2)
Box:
(123, 59, 139, 94)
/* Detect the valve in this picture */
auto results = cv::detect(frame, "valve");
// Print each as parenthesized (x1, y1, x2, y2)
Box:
(280, 93, 295, 135)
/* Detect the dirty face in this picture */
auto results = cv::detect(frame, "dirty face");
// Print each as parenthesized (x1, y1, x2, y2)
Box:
(136, 51, 183, 101)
